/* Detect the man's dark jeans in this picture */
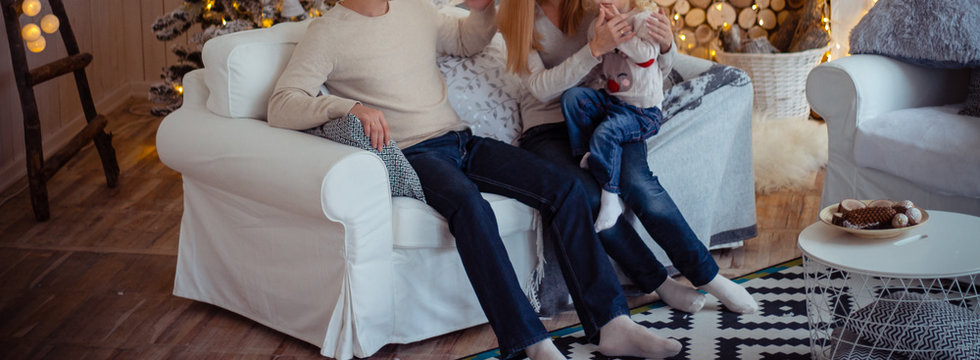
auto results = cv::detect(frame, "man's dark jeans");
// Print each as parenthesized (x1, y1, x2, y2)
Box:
(403, 129, 628, 357)
(519, 123, 719, 293)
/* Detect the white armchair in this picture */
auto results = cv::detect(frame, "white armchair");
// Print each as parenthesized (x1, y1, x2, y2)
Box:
(807, 54, 980, 215)
(156, 9, 758, 359)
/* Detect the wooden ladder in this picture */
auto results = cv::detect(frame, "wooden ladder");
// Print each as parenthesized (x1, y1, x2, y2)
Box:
(2, 0, 119, 221)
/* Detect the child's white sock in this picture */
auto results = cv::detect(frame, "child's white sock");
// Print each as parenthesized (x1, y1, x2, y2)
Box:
(699, 274, 759, 314)
(595, 190, 624, 232)
(579, 152, 591, 169)
(655, 277, 706, 314)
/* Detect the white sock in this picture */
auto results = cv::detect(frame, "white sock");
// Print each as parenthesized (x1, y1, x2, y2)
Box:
(598, 315, 682, 359)
(655, 277, 706, 314)
(525, 338, 566, 360)
(699, 274, 759, 314)
(595, 190, 623, 232)
(579, 152, 590, 169)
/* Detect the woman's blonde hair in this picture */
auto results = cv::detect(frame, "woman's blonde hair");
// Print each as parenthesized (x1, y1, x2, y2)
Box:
(498, 0, 587, 75)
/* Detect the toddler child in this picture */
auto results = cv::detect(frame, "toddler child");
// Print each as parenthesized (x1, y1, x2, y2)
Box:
(565, 0, 674, 232)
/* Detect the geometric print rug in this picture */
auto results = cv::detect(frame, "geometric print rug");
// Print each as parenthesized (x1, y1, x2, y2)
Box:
(461, 258, 811, 360)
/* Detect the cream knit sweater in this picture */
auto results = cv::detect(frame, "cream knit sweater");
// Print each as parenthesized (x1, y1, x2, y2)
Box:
(267, 0, 497, 148)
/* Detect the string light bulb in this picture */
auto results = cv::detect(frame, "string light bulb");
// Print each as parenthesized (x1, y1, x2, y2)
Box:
(22, 0, 42, 17)
(26, 36, 46, 53)
(21, 23, 41, 41)
(40, 14, 59, 33)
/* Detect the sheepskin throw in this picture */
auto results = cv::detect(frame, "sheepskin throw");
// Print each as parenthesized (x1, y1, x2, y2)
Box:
(849, 0, 980, 68)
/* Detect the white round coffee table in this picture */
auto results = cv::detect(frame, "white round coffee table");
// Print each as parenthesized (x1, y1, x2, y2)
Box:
(798, 210, 980, 360)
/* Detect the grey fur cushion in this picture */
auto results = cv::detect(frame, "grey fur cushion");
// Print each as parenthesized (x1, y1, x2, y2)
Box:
(841, 292, 980, 360)
(849, 0, 980, 69)
(305, 114, 427, 203)
(961, 68, 980, 117)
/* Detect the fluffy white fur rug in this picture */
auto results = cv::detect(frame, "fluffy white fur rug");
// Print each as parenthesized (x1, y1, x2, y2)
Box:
(752, 114, 828, 193)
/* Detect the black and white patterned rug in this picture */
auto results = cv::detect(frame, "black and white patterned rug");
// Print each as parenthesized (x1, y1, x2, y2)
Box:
(462, 259, 811, 360)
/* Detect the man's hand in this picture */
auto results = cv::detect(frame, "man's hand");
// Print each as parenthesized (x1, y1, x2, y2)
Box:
(646, 8, 673, 53)
(349, 103, 390, 152)
(590, 7, 634, 58)
(464, 0, 494, 11)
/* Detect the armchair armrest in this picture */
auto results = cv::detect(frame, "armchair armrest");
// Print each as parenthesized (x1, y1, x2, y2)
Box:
(158, 71, 392, 224)
(806, 54, 969, 124)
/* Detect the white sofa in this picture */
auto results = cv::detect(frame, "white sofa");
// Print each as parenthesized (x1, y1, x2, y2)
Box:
(806, 54, 980, 215)
(156, 10, 757, 360)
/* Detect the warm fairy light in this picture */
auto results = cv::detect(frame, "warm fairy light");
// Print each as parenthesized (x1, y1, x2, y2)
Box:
(716, 3, 723, 10)
(710, 49, 716, 57)
(262, 18, 274, 27)
(758, 19, 764, 26)
(232, 2, 240, 11)
(674, 13, 680, 20)
(27, 36, 45, 53)
(22, 0, 42, 17)
(222, 17, 227, 25)
(723, 22, 729, 29)
(40, 14, 59, 33)
(679, 34, 687, 41)
(175, 85, 184, 94)
(21, 23, 41, 41)
(205, 0, 215, 10)
(752, 4, 758, 10)
(835, 43, 841, 49)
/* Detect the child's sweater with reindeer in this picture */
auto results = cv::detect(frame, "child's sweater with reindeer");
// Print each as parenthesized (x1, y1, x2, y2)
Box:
(585, 9, 677, 109)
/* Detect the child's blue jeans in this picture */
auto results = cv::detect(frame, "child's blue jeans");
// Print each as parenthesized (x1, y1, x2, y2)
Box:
(561, 87, 662, 194)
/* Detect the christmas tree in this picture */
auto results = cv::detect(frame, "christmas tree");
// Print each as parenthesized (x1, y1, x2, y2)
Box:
(149, 0, 337, 116)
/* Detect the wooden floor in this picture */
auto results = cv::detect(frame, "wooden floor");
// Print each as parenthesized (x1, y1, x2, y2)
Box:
(0, 99, 823, 359)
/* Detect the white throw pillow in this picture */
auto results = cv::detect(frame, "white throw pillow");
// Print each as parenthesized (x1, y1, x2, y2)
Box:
(202, 20, 311, 120)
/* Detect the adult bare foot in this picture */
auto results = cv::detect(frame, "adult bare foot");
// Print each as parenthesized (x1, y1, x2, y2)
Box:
(598, 315, 682, 359)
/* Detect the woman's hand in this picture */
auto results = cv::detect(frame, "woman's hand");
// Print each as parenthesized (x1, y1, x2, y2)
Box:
(589, 7, 634, 58)
(464, 0, 494, 11)
(646, 8, 673, 53)
(349, 103, 390, 152)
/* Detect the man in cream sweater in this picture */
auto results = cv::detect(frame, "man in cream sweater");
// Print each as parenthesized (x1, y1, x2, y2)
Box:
(267, 1, 683, 359)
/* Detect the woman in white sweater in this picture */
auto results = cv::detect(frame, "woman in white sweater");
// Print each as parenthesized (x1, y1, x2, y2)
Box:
(498, 0, 759, 316)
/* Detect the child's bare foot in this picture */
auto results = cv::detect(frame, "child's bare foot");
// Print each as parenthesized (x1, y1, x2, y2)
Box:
(655, 277, 706, 313)
(598, 315, 682, 359)
(699, 274, 758, 314)
(595, 190, 624, 232)
(525, 338, 566, 360)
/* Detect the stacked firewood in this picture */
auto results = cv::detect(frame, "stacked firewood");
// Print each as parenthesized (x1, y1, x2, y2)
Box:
(652, 0, 830, 57)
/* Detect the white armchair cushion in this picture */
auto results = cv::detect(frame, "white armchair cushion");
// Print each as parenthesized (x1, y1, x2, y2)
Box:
(202, 20, 311, 120)
(391, 194, 538, 249)
(854, 104, 980, 198)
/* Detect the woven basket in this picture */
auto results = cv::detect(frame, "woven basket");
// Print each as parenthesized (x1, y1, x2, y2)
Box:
(716, 46, 828, 119)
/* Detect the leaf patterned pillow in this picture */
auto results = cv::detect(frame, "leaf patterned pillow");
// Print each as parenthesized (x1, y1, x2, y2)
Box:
(438, 34, 523, 145)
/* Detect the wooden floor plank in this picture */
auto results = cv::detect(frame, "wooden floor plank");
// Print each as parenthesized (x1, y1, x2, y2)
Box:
(0, 98, 825, 359)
